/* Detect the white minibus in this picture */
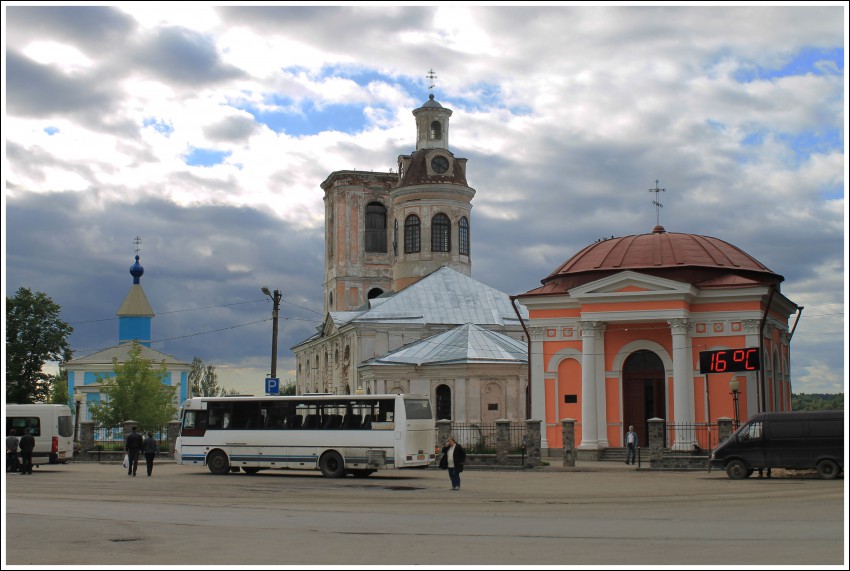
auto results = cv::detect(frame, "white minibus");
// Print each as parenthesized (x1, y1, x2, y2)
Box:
(6, 404, 75, 465)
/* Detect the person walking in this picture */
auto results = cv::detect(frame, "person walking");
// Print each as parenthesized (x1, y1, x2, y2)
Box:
(625, 425, 638, 465)
(143, 431, 159, 477)
(125, 426, 144, 477)
(439, 436, 466, 491)
(18, 429, 36, 475)
(6, 428, 20, 473)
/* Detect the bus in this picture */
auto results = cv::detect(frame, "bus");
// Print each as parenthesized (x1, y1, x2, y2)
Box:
(6, 404, 75, 466)
(175, 393, 436, 477)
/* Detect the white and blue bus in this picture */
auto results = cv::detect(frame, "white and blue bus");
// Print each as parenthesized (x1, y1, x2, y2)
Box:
(175, 393, 435, 477)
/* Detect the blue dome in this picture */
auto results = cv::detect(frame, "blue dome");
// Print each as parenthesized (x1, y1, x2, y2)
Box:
(130, 255, 144, 284)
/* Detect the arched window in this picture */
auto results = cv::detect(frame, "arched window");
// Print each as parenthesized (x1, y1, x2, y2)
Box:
(436, 384, 452, 420)
(430, 120, 442, 140)
(368, 288, 384, 300)
(365, 202, 387, 253)
(328, 292, 333, 309)
(431, 213, 450, 252)
(404, 215, 421, 253)
(459, 216, 470, 256)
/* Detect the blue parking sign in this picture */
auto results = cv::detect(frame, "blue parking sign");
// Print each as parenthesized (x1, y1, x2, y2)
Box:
(265, 377, 280, 395)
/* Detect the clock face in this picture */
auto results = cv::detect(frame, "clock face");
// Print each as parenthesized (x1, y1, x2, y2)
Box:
(431, 155, 450, 174)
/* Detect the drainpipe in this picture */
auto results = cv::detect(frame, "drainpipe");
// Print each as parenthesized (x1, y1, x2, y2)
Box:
(510, 295, 532, 420)
(758, 284, 776, 413)
(786, 305, 804, 410)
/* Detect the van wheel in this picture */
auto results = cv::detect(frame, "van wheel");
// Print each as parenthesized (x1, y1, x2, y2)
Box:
(726, 459, 749, 480)
(816, 459, 840, 480)
(319, 451, 346, 478)
(207, 450, 230, 475)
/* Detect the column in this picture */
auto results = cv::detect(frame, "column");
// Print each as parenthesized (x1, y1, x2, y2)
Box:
(529, 327, 547, 450)
(579, 321, 604, 449)
(669, 318, 695, 450)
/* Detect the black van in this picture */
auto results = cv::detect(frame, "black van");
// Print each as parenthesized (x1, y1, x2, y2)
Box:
(710, 410, 844, 480)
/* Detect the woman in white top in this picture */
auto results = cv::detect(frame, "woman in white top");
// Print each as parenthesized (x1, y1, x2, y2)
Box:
(439, 437, 467, 490)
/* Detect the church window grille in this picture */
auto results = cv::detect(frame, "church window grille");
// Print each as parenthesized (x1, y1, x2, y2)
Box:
(436, 385, 452, 420)
(431, 213, 450, 252)
(404, 215, 421, 253)
(459, 216, 470, 255)
(365, 202, 387, 253)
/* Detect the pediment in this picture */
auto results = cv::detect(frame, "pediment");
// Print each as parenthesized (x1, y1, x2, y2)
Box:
(569, 270, 696, 299)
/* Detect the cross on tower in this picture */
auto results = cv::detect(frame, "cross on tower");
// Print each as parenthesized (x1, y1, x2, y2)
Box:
(426, 68, 437, 94)
(133, 236, 142, 256)
(648, 180, 666, 227)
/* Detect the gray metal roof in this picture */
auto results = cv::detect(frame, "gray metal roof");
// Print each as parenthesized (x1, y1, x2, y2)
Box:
(348, 266, 527, 326)
(362, 323, 528, 367)
(67, 342, 189, 367)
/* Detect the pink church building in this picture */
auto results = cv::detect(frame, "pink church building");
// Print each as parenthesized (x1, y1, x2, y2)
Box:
(513, 225, 799, 458)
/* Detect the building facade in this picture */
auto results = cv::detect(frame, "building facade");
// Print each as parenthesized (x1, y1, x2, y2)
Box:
(293, 92, 529, 421)
(513, 226, 798, 456)
(66, 255, 191, 420)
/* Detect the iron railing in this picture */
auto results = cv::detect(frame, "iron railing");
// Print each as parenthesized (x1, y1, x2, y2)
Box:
(665, 422, 719, 452)
(442, 422, 527, 454)
(91, 426, 171, 452)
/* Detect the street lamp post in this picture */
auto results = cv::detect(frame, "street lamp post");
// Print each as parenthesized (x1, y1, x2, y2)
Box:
(729, 378, 740, 428)
(261, 287, 282, 379)
(74, 390, 84, 443)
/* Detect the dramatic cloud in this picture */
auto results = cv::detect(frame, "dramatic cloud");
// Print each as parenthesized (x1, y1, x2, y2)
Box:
(3, 5, 845, 395)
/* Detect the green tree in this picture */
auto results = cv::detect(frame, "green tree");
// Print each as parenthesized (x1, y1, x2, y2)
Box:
(188, 356, 226, 397)
(47, 348, 74, 410)
(282, 380, 296, 396)
(6, 287, 74, 403)
(89, 341, 176, 429)
(791, 393, 844, 411)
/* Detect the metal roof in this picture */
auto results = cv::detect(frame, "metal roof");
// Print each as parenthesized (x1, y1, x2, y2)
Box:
(362, 323, 528, 367)
(347, 266, 527, 326)
(67, 342, 189, 367)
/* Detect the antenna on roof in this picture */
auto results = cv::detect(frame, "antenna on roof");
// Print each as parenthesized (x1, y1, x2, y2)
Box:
(426, 68, 437, 94)
(648, 180, 666, 227)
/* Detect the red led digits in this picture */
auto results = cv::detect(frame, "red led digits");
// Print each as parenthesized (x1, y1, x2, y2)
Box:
(699, 348, 761, 374)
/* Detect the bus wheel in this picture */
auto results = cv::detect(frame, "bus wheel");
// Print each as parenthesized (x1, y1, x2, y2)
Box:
(207, 450, 230, 475)
(726, 459, 749, 480)
(319, 451, 346, 478)
(816, 459, 840, 480)
(350, 469, 375, 478)
(242, 467, 261, 475)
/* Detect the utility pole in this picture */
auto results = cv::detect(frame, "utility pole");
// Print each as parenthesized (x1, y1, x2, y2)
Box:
(261, 287, 282, 379)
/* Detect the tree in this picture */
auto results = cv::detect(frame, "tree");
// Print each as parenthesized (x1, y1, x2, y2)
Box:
(188, 356, 226, 397)
(88, 341, 176, 429)
(47, 348, 74, 411)
(791, 393, 844, 411)
(6, 287, 74, 403)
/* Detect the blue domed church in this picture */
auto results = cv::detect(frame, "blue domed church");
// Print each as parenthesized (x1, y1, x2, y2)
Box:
(65, 254, 191, 421)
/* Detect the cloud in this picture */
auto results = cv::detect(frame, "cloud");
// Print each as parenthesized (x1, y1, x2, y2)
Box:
(3, 5, 845, 396)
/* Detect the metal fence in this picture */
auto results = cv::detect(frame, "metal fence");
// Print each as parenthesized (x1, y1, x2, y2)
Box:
(444, 422, 527, 454)
(665, 422, 719, 451)
(91, 426, 171, 452)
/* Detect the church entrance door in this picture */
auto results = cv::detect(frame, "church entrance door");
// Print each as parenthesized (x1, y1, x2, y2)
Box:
(622, 350, 666, 447)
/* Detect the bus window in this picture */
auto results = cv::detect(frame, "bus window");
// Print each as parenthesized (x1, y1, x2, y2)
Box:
(404, 398, 432, 420)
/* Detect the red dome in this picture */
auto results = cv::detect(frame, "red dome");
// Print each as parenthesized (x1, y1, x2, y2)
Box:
(532, 226, 784, 294)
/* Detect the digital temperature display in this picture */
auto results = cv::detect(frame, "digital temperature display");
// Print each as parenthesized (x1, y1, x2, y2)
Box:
(699, 348, 760, 374)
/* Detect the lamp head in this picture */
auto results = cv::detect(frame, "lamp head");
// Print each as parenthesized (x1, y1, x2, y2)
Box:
(729, 378, 739, 393)
(74, 390, 84, 403)
(261, 287, 272, 297)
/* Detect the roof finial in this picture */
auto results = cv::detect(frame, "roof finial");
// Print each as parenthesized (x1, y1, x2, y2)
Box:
(648, 180, 666, 228)
(133, 235, 142, 256)
(426, 68, 437, 96)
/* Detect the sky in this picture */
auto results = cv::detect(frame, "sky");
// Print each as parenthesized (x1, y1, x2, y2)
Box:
(2, 3, 847, 398)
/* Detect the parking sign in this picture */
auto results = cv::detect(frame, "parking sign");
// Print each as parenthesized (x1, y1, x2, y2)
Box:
(265, 377, 280, 395)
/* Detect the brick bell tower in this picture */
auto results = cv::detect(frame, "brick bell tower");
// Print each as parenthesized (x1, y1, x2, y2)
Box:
(321, 72, 475, 312)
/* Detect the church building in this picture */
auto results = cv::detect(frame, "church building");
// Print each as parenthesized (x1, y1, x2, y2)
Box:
(513, 224, 799, 457)
(66, 253, 191, 421)
(292, 88, 529, 422)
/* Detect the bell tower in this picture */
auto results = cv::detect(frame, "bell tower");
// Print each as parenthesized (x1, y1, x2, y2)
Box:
(390, 84, 475, 291)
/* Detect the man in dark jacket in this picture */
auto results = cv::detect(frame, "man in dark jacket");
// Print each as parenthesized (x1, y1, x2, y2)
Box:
(142, 431, 159, 477)
(18, 429, 36, 475)
(125, 426, 144, 477)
